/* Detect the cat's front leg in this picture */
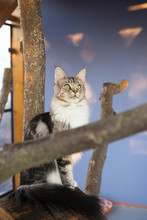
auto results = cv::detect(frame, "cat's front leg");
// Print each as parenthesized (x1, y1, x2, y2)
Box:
(57, 158, 76, 189)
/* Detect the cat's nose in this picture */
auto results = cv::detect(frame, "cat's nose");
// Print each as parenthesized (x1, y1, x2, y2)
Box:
(72, 89, 77, 94)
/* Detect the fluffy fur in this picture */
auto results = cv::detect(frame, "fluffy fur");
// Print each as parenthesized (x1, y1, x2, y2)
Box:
(13, 67, 105, 219)
(9, 184, 105, 219)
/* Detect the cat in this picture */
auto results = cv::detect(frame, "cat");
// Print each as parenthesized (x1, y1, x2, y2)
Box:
(20, 66, 89, 189)
(11, 67, 105, 219)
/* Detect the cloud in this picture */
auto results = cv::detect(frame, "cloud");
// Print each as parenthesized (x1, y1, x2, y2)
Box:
(44, 37, 51, 50)
(127, 3, 147, 11)
(85, 82, 96, 104)
(128, 73, 147, 102)
(80, 48, 95, 63)
(118, 27, 143, 47)
(67, 33, 95, 63)
(67, 33, 84, 47)
(142, 131, 147, 135)
(130, 139, 147, 155)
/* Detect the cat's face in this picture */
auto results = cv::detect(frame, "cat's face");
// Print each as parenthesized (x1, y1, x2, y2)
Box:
(53, 67, 86, 104)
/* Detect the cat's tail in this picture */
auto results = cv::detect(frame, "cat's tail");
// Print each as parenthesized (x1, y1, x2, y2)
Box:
(9, 183, 105, 220)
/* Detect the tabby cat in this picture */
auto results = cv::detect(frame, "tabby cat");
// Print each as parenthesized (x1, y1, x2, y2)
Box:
(11, 67, 105, 220)
(20, 66, 89, 188)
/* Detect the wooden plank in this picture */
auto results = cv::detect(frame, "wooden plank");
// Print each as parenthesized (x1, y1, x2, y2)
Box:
(11, 13, 24, 189)
(0, 0, 17, 27)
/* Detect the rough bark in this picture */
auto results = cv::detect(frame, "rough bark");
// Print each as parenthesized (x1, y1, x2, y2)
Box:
(0, 68, 12, 122)
(85, 79, 129, 195)
(0, 103, 146, 184)
(17, 0, 46, 136)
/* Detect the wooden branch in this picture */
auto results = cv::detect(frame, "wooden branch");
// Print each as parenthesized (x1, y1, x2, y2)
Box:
(85, 79, 129, 195)
(17, 0, 46, 135)
(0, 68, 12, 122)
(0, 103, 146, 184)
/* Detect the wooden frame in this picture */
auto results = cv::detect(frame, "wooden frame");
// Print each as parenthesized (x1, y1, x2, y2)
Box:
(11, 8, 24, 189)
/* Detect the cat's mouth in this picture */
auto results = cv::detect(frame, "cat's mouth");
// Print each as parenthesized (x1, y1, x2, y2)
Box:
(71, 94, 79, 99)
(73, 94, 78, 98)
(66, 95, 79, 103)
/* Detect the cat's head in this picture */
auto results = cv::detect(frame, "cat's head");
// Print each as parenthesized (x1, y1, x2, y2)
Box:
(53, 66, 86, 104)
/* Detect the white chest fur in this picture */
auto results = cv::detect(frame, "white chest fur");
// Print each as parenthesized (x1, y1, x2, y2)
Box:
(51, 98, 89, 129)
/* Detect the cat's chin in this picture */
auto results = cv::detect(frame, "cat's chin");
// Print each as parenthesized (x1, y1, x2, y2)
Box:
(66, 97, 79, 104)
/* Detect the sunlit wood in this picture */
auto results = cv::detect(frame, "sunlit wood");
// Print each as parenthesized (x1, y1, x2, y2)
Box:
(12, 18, 24, 189)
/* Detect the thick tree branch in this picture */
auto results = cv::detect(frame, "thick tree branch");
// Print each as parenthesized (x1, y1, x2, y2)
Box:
(85, 79, 129, 195)
(17, 0, 46, 135)
(0, 103, 146, 184)
(0, 68, 12, 122)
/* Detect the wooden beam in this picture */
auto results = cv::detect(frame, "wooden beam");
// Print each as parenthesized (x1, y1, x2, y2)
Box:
(0, 0, 17, 27)
(11, 16, 24, 189)
(17, 0, 46, 135)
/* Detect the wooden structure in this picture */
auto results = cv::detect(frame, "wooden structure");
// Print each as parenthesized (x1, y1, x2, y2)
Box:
(11, 7, 24, 189)
(0, 1, 24, 188)
(0, 0, 18, 27)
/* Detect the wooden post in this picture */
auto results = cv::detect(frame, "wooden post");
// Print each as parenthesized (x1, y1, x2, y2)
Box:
(17, 0, 46, 136)
(85, 80, 129, 195)
(11, 10, 24, 189)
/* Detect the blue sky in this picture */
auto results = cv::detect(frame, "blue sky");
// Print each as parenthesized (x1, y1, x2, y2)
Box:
(0, 24, 13, 195)
(41, 0, 147, 205)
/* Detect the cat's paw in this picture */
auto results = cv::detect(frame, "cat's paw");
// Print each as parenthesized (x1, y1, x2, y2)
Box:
(67, 181, 78, 189)
(73, 180, 78, 187)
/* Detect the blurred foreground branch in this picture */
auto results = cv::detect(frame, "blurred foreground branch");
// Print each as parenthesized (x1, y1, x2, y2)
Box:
(0, 103, 146, 184)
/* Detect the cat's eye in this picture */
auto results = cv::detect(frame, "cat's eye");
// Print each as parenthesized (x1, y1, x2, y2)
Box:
(77, 84, 81, 89)
(64, 84, 70, 90)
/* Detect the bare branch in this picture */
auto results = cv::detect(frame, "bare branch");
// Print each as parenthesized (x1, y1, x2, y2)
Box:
(0, 68, 12, 122)
(0, 103, 146, 184)
(85, 79, 129, 195)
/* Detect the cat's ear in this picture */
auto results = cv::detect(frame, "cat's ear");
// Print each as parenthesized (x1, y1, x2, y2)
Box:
(55, 66, 67, 84)
(75, 68, 86, 82)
